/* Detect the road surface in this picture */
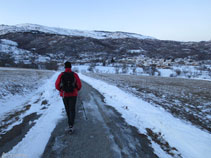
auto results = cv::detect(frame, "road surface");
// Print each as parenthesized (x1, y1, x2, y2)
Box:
(42, 81, 158, 158)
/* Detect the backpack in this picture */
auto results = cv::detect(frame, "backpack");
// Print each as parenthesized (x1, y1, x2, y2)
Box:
(60, 72, 76, 92)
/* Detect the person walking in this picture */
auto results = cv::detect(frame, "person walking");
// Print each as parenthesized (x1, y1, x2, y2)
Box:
(55, 61, 82, 134)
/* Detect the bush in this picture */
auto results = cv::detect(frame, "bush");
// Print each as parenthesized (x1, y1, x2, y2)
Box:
(142, 65, 158, 76)
(157, 71, 161, 76)
(132, 67, 137, 75)
(88, 64, 96, 72)
(170, 74, 174, 77)
(175, 69, 181, 76)
(122, 64, 128, 73)
(115, 66, 120, 74)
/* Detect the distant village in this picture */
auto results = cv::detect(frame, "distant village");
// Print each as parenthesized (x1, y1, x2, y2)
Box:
(119, 54, 209, 69)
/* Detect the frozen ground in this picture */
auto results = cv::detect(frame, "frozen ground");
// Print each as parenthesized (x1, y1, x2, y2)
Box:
(0, 67, 54, 116)
(1, 68, 211, 158)
(0, 68, 63, 157)
(80, 73, 211, 158)
(1, 68, 157, 158)
(84, 73, 211, 132)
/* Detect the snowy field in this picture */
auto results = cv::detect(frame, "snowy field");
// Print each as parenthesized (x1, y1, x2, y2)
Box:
(1, 68, 211, 158)
(85, 73, 211, 132)
(0, 67, 54, 115)
(0, 68, 64, 157)
(80, 73, 211, 158)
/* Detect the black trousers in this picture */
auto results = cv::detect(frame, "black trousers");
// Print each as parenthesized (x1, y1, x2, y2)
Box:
(62, 96, 77, 127)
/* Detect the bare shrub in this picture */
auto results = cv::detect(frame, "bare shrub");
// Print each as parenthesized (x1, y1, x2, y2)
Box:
(122, 64, 129, 73)
(132, 67, 137, 75)
(175, 69, 181, 76)
(88, 63, 96, 72)
(115, 66, 120, 74)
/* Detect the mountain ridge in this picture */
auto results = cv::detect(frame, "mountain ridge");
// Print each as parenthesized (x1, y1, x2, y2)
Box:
(0, 23, 155, 40)
(0, 23, 211, 70)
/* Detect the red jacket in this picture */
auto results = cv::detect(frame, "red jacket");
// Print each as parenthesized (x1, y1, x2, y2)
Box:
(55, 68, 82, 97)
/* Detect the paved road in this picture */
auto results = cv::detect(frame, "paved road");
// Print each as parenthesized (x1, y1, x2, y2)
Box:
(42, 82, 157, 158)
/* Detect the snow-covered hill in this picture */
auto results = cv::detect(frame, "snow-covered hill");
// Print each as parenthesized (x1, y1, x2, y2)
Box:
(0, 23, 155, 40)
(0, 23, 210, 80)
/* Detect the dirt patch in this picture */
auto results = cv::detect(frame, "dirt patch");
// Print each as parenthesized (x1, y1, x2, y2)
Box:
(146, 128, 182, 158)
(0, 112, 41, 156)
(0, 104, 31, 134)
(41, 100, 48, 105)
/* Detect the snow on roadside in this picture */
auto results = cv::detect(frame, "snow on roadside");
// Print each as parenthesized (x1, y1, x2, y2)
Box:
(79, 73, 211, 158)
(0, 39, 18, 46)
(3, 72, 64, 158)
(0, 68, 54, 118)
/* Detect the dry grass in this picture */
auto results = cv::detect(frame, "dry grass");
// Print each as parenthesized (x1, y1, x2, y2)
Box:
(85, 73, 211, 132)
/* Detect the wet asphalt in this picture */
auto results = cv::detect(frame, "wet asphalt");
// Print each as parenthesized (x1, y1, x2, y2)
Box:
(42, 81, 158, 158)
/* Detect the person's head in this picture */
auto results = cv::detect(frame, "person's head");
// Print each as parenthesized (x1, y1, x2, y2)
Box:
(64, 61, 72, 68)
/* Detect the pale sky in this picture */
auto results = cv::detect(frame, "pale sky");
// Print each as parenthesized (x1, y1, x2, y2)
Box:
(0, 0, 211, 41)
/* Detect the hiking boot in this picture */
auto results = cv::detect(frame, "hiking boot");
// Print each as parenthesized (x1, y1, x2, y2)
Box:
(68, 126, 74, 134)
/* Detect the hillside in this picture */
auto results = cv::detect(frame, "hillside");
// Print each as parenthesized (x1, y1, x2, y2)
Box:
(0, 24, 211, 70)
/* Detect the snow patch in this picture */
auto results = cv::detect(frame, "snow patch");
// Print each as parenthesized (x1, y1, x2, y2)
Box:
(3, 72, 64, 158)
(0, 39, 18, 46)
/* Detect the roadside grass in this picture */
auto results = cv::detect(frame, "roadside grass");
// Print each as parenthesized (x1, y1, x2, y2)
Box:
(0, 68, 54, 98)
(85, 73, 211, 132)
